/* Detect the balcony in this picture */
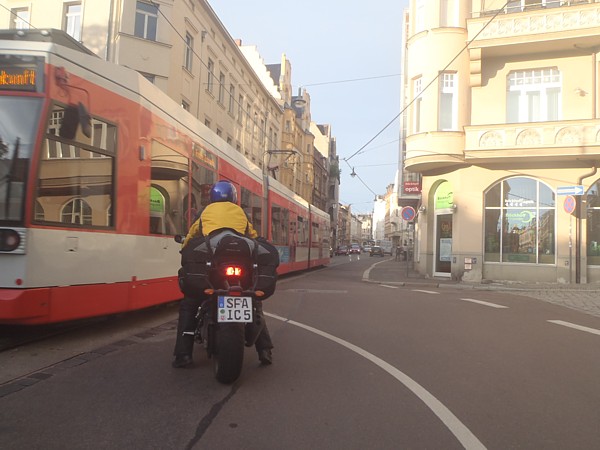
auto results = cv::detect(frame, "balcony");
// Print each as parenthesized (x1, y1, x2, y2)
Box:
(468, 1, 600, 58)
(404, 131, 465, 172)
(464, 119, 600, 164)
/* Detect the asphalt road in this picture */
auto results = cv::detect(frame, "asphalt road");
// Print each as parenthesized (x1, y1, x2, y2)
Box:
(1, 255, 599, 449)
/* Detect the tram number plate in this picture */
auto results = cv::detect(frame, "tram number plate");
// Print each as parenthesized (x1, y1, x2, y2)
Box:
(218, 296, 253, 323)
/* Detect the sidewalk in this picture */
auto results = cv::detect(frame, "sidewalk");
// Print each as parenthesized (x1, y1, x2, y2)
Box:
(365, 257, 600, 318)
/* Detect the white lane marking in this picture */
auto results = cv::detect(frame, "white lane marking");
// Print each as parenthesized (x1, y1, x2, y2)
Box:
(413, 289, 440, 295)
(381, 285, 399, 289)
(362, 258, 390, 281)
(460, 298, 508, 309)
(266, 312, 486, 450)
(548, 320, 600, 336)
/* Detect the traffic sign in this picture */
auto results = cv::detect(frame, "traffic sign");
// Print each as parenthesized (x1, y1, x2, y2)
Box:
(563, 195, 576, 214)
(401, 206, 416, 221)
(557, 185, 584, 196)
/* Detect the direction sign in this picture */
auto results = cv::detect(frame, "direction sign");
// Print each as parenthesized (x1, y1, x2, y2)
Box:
(557, 185, 584, 196)
(563, 195, 576, 214)
(401, 206, 416, 221)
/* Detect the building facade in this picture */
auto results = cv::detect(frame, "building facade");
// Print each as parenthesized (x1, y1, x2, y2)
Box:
(1, 0, 339, 209)
(403, 0, 600, 284)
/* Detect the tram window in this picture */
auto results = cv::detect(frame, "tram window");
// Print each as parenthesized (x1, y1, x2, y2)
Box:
(191, 160, 216, 225)
(311, 222, 320, 247)
(150, 141, 189, 235)
(36, 105, 115, 228)
(241, 187, 262, 236)
(297, 216, 308, 245)
(271, 204, 289, 246)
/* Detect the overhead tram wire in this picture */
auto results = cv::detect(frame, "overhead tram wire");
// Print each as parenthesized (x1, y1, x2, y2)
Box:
(343, 0, 512, 166)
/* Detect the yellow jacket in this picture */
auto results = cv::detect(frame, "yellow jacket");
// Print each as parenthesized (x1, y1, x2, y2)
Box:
(183, 202, 258, 246)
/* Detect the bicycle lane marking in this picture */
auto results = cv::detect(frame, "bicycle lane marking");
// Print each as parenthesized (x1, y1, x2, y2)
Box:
(266, 312, 487, 450)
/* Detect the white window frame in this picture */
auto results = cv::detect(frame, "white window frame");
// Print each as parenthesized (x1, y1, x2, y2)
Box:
(415, 0, 425, 33)
(63, 2, 82, 42)
(218, 72, 225, 104)
(506, 68, 561, 123)
(413, 77, 423, 134)
(135, 1, 158, 41)
(184, 32, 193, 72)
(207, 58, 214, 93)
(11, 8, 30, 29)
(439, 72, 458, 131)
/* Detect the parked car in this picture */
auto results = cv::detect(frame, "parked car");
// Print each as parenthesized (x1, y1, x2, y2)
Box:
(335, 245, 349, 256)
(349, 243, 361, 254)
(370, 246, 384, 257)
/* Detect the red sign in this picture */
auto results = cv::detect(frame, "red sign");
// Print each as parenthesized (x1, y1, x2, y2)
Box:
(403, 181, 421, 194)
(563, 195, 576, 214)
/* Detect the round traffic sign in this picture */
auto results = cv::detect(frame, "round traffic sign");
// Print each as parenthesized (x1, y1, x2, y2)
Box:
(401, 206, 416, 221)
(563, 195, 576, 214)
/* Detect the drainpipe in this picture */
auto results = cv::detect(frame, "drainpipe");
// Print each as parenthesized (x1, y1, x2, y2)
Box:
(576, 165, 598, 283)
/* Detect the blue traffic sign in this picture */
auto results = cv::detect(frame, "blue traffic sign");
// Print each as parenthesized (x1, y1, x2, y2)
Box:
(401, 206, 416, 221)
(557, 185, 584, 196)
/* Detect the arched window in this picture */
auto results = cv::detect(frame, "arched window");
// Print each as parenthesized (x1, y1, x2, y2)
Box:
(61, 198, 92, 225)
(484, 177, 555, 264)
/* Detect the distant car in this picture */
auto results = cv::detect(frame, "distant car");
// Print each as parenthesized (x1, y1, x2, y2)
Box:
(363, 245, 372, 253)
(335, 245, 349, 256)
(370, 246, 384, 257)
(349, 244, 361, 254)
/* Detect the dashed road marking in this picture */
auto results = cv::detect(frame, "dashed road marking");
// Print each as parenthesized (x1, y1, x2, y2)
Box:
(381, 284, 399, 289)
(266, 312, 486, 450)
(548, 320, 600, 336)
(412, 289, 440, 295)
(460, 298, 508, 309)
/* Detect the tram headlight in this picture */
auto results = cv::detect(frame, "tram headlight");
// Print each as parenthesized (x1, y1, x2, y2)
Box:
(0, 229, 21, 252)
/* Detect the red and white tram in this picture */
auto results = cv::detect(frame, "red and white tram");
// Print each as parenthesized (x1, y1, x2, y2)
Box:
(0, 30, 330, 325)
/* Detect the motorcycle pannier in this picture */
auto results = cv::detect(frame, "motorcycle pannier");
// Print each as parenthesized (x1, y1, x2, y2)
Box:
(178, 236, 211, 298)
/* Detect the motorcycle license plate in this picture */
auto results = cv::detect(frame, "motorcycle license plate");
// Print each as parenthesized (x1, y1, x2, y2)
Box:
(218, 296, 253, 323)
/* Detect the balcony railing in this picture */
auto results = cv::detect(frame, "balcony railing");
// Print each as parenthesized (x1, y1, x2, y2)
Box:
(469, 0, 600, 42)
(464, 119, 600, 161)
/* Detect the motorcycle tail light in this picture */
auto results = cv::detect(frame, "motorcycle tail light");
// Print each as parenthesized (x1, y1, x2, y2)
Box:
(224, 265, 243, 277)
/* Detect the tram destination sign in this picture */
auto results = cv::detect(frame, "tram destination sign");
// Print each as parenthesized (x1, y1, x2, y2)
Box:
(557, 185, 584, 196)
(0, 55, 44, 93)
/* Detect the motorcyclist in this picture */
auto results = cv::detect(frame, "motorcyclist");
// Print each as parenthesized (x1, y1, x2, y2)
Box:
(172, 180, 274, 368)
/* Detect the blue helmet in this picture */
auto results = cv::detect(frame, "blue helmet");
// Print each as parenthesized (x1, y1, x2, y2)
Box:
(209, 180, 237, 203)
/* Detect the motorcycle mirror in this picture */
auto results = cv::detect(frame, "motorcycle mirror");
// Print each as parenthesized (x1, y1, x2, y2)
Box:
(174, 234, 185, 244)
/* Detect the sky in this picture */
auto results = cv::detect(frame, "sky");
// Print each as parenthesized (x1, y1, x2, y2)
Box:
(210, 1, 409, 214)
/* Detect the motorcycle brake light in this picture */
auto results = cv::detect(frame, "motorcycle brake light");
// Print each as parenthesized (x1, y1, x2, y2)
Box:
(224, 266, 243, 277)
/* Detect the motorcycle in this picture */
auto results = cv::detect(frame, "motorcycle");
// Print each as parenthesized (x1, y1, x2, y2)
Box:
(176, 231, 273, 384)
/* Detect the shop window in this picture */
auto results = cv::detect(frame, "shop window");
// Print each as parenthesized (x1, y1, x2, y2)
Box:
(484, 177, 555, 264)
(586, 181, 600, 265)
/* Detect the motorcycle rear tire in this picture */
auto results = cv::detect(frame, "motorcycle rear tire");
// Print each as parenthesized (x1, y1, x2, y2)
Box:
(214, 323, 245, 384)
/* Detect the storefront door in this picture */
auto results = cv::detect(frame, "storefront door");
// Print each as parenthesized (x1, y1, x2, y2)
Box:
(433, 181, 454, 277)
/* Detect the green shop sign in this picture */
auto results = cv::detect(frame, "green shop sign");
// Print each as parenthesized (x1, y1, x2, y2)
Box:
(150, 187, 165, 213)
(435, 182, 454, 210)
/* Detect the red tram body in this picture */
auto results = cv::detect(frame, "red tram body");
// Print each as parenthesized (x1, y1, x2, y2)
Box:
(0, 30, 330, 325)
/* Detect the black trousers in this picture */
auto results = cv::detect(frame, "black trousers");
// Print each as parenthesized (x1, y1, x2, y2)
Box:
(173, 295, 274, 357)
